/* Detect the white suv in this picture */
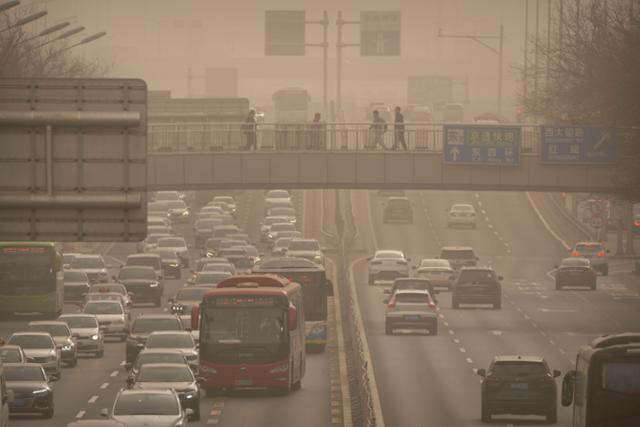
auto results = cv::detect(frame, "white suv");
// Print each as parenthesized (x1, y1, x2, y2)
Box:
(368, 250, 411, 285)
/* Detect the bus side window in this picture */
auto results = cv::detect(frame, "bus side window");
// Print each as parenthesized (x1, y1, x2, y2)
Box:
(326, 279, 334, 297)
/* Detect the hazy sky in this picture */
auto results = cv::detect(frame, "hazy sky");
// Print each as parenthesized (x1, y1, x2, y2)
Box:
(24, 0, 552, 119)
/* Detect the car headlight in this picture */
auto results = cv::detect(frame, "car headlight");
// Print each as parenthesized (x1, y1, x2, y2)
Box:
(269, 363, 289, 374)
(149, 282, 159, 287)
(91, 334, 99, 341)
(268, 234, 273, 239)
(314, 255, 322, 260)
(32, 388, 49, 395)
(182, 211, 189, 216)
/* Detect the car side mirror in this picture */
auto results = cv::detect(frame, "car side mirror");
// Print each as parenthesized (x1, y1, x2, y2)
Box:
(126, 376, 135, 387)
(100, 408, 109, 418)
(382, 298, 389, 304)
(561, 370, 576, 407)
(477, 368, 486, 377)
(288, 305, 298, 331)
(196, 376, 205, 384)
(136, 342, 144, 349)
(553, 369, 561, 378)
(383, 288, 391, 294)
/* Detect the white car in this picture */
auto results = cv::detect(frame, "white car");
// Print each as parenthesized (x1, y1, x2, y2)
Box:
(83, 300, 129, 341)
(447, 204, 477, 228)
(165, 200, 190, 223)
(212, 196, 237, 215)
(264, 189, 292, 212)
(285, 238, 324, 265)
(368, 250, 410, 285)
(267, 222, 297, 246)
(138, 232, 171, 253)
(103, 389, 192, 426)
(58, 314, 105, 358)
(157, 236, 189, 268)
(260, 215, 293, 240)
(7, 332, 62, 380)
(70, 254, 110, 284)
(415, 258, 456, 290)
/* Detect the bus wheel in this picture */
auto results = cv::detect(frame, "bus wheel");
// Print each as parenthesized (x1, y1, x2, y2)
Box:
(545, 406, 557, 424)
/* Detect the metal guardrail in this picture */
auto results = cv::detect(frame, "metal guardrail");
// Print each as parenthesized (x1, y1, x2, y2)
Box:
(148, 122, 541, 154)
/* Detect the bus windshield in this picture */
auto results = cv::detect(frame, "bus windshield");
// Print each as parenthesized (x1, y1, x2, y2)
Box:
(0, 246, 55, 293)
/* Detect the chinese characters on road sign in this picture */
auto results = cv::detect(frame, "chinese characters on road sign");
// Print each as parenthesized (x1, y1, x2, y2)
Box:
(540, 126, 617, 164)
(443, 125, 521, 165)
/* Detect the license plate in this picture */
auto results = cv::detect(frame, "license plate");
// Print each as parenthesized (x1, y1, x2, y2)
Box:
(235, 379, 253, 386)
(404, 315, 420, 320)
(510, 382, 529, 390)
(12, 399, 28, 407)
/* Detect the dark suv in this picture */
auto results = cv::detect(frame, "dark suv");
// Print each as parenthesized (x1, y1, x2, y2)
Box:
(125, 314, 184, 365)
(452, 267, 502, 309)
(478, 355, 560, 423)
(383, 197, 413, 223)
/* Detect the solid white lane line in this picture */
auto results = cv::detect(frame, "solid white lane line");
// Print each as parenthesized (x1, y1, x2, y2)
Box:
(88, 395, 99, 404)
(100, 382, 109, 390)
(75, 411, 86, 419)
(526, 192, 570, 250)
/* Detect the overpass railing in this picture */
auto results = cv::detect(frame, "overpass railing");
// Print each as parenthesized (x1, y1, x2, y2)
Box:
(148, 122, 541, 153)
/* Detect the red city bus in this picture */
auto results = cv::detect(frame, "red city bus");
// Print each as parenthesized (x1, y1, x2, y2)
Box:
(191, 274, 305, 393)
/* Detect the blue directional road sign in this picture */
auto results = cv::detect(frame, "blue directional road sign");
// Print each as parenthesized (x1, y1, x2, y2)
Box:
(360, 11, 401, 56)
(443, 125, 521, 165)
(540, 126, 617, 164)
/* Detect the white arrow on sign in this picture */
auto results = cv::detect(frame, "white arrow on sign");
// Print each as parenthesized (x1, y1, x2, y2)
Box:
(450, 146, 460, 161)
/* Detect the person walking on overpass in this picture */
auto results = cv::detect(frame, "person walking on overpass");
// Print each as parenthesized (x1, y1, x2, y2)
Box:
(243, 109, 257, 150)
(369, 110, 387, 150)
(308, 112, 323, 150)
(393, 106, 408, 150)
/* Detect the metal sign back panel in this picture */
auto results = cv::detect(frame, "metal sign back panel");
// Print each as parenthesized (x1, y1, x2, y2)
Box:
(0, 78, 147, 242)
(540, 125, 617, 164)
(265, 10, 306, 56)
(360, 11, 401, 56)
(443, 124, 520, 165)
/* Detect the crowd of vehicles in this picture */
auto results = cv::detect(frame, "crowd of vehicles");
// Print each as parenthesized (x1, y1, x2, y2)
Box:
(0, 187, 334, 424)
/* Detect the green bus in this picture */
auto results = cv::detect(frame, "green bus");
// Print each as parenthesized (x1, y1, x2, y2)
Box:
(0, 242, 64, 319)
(562, 333, 640, 427)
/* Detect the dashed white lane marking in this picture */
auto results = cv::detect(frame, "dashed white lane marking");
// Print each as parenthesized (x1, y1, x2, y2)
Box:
(474, 193, 480, 198)
(75, 411, 85, 419)
(453, 338, 460, 344)
(459, 347, 467, 353)
(448, 329, 455, 335)
(88, 395, 99, 404)
(110, 370, 119, 377)
(477, 201, 483, 207)
(443, 321, 449, 327)
(438, 314, 445, 319)
(559, 348, 566, 355)
(466, 358, 473, 364)
(100, 382, 109, 390)
(120, 360, 126, 366)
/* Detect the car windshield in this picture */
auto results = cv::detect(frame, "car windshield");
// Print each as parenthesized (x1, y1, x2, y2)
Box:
(64, 271, 88, 281)
(89, 285, 125, 295)
(138, 366, 193, 382)
(267, 190, 289, 199)
(458, 270, 497, 283)
(204, 306, 287, 344)
(395, 293, 432, 304)
(491, 362, 548, 378)
(27, 324, 69, 336)
(561, 258, 590, 267)
(271, 223, 295, 232)
(176, 288, 209, 301)
(166, 201, 186, 209)
(127, 257, 159, 268)
(135, 353, 185, 369)
(84, 302, 123, 315)
(113, 393, 179, 416)
(71, 257, 104, 269)
(196, 219, 220, 230)
(377, 251, 403, 259)
(420, 259, 450, 268)
(132, 318, 181, 334)
(0, 348, 22, 362)
(452, 204, 474, 211)
(86, 293, 122, 302)
(265, 216, 288, 225)
(275, 238, 292, 248)
(60, 316, 98, 328)
(575, 243, 603, 253)
(394, 280, 430, 291)
(152, 250, 179, 262)
(9, 335, 53, 349)
(158, 238, 185, 248)
(146, 234, 170, 245)
(214, 196, 234, 204)
(119, 268, 156, 280)
(288, 240, 320, 251)
(201, 264, 234, 274)
(146, 334, 194, 348)
(441, 250, 475, 259)
(196, 272, 231, 284)
(5, 365, 46, 381)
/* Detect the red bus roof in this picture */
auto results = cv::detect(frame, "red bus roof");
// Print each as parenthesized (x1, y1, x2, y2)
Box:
(202, 274, 300, 300)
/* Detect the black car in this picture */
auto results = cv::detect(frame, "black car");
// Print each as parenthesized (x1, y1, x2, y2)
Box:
(117, 266, 163, 306)
(5, 363, 55, 418)
(125, 314, 184, 365)
(452, 267, 502, 309)
(555, 257, 597, 290)
(150, 248, 182, 279)
(63, 270, 91, 303)
(382, 197, 413, 223)
(478, 355, 560, 423)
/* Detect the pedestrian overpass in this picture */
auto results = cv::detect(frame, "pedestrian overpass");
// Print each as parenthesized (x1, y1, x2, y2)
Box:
(147, 123, 625, 193)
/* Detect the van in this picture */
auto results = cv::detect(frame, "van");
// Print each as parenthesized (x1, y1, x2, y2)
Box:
(0, 361, 11, 427)
(439, 246, 478, 270)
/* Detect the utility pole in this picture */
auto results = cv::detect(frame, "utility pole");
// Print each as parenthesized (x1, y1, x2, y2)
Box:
(335, 11, 360, 120)
(438, 25, 505, 114)
(534, 0, 540, 99)
(304, 11, 329, 116)
(524, 0, 529, 103)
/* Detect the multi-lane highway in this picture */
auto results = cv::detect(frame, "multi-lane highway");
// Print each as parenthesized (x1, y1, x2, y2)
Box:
(350, 189, 640, 426)
(0, 190, 336, 427)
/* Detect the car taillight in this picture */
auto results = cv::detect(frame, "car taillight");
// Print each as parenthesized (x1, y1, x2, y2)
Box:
(597, 250, 606, 257)
(428, 302, 436, 309)
(387, 299, 396, 309)
(634, 220, 640, 227)
(571, 250, 580, 257)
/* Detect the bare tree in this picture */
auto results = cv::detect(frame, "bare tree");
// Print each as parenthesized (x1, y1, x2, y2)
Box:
(0, 8, 109, 78)
(521, 0, 640, 202)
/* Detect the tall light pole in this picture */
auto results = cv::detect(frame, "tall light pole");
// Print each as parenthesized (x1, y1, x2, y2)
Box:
(18, 21, 69, 45)
(33, 26, 84, 50)
(438, 25, 505, 114)
(57, 31, 106, 53)
(0, 10, 47, 34)
(0, 0, 20, 13)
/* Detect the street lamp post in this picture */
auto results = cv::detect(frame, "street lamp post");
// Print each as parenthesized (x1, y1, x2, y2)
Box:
(0, 10, 47, 34)
(57, 31, 106, 53)
(438, 25, 505, 115)
(33, 26, 85, 50)
(18, 21, 70, 45)
(0, 0, 20, 13)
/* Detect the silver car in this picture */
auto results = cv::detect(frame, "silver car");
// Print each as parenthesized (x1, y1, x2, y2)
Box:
(83, 300, 129, 341)
(447, 203, 477, 228)
(157, 237, 189, 268)
(58, 314, 105, 358)
(285, 238, 324, 265)
(415, 258, 456, 290)
(70, 254, 110, 283)
(7, 332, 61, 380)
(384, 289, 439, 335)
(26, 321, 78, 367)
(143, 331, 198, 370)
(103, 389, 192, 427)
